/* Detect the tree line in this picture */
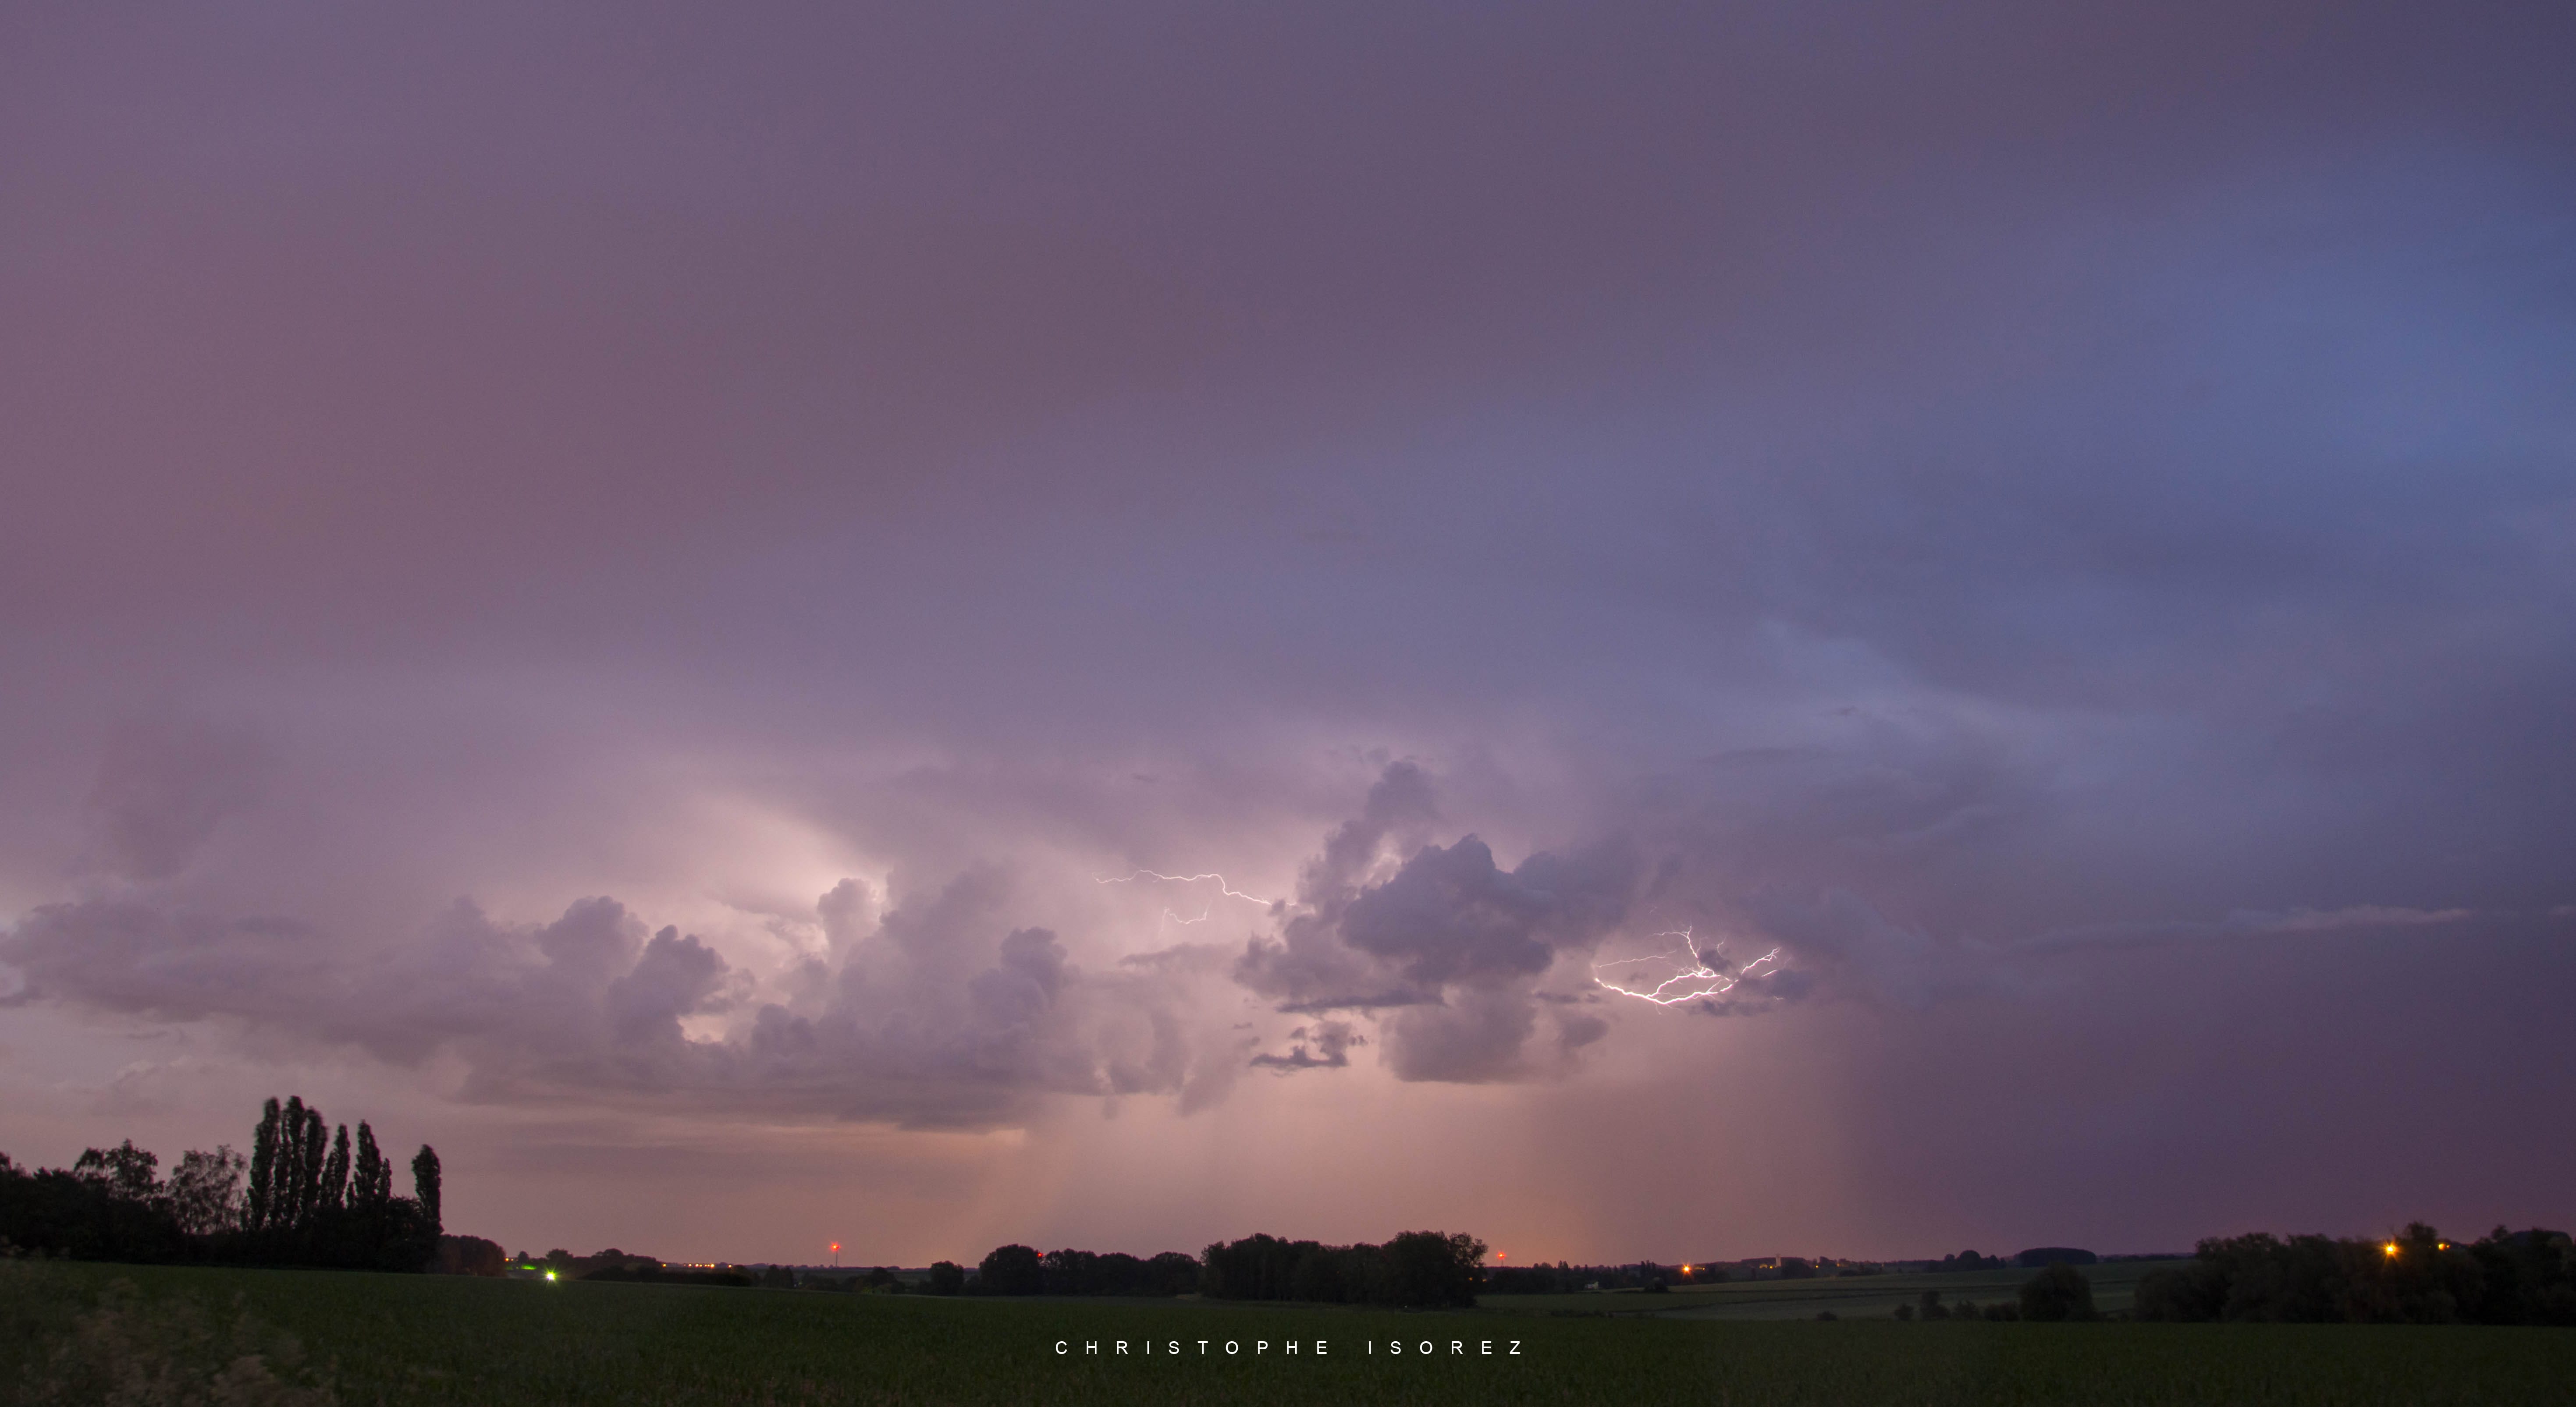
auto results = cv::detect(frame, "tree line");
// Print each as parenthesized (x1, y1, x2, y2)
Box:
(2134, 1223, 2576, 1325)
(972, 1244, 1201, 1297)
(0, 1094, 444, 1272)
(950, 1230, 1487, 1308)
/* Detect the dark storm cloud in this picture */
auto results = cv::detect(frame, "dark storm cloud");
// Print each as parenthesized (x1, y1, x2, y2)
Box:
(1339, 837, 1637, 987)
(1238, 766, 1642, 1081)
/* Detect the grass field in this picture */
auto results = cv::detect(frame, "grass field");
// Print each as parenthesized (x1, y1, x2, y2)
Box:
(5, 1258, 2572, 1406)
(1478, 1259, 2188, 1320)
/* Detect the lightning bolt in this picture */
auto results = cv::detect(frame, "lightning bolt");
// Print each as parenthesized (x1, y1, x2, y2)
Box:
(1592, 929, 1783, 1006)
(1097, 870, 1278, 929)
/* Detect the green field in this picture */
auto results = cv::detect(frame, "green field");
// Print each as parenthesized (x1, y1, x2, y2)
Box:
(5, 1258, 2572, 1406)
(1480, 1259, 2188, 1320)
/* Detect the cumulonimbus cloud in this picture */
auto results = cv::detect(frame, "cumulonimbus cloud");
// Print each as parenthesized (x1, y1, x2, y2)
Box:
(0, 746, 2538, 1122)
(0, 870, 1241, 1128)
(1234, 763, 1643, 1082)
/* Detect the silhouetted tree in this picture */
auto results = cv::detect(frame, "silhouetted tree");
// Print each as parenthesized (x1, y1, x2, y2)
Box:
(277, 1096, 313, 1230)
(321, 1125, 351, 1216)
(411, 1145, 441, 1237)
(71, 1141, 162, 1205)
(247, 1099, 281, 1233)
(927, 1261, 966, 1295)
(166, 1146, 245, 1237)
(1388, 1231, 1485, 1307)
(435, 1234, 506, 1276)
(296, 1104, 326, 1229)
(352, 1123, 390, 1212)
(2019, 1262, 2098, 1321)
(979, 1243, 1043, 1295)
(0, 1153, 188, 1262)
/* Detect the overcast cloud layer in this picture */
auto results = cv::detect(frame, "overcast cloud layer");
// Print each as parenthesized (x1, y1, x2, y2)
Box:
(3, 1, 2571, 1264)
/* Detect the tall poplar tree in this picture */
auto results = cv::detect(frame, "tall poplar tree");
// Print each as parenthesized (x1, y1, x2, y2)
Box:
(298, 1103, 327, 1228)
(412, 1145, 442, 1237)
(353, 1122, 388, 1212)
(247, 1097, 282, 1232)
(278, 1097, 310, 1229)
(322, 1124, 351, 1214)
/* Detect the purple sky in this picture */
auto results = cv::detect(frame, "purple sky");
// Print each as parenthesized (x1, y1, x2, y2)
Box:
(4, 2, 2572, 1267)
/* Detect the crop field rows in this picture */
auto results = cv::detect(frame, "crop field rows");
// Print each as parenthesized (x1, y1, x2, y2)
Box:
(6, 1259, 2572, 1406)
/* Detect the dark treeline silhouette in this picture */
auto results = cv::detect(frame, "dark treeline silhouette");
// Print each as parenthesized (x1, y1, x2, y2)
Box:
(437, 1233, 506, 1276)
(1199, 1230, 1488, 1308)
(0, 1094, 444, 1272)
(1485, 1260, 1731, 1292)
(240, 1095, 440, 1270)
(2135, 1223, 2576, 1325)
(972, 1244, 1202, 1297)
(0, 1146, 191, 1264)
(951, 1230, 1487, 1306)
(1929, 1247, 2094, 1272)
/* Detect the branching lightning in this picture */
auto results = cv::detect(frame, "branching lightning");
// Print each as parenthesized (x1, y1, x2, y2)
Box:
(1096, 870, 1277, 929)
(1591, 929, 1783, 1006)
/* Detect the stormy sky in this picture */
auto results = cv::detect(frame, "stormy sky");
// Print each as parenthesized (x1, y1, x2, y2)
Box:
(3, 1, 2571, 1266)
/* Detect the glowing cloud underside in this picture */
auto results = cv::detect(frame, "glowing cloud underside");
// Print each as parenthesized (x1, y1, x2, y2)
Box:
(1592, 930, 1782, 1006)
